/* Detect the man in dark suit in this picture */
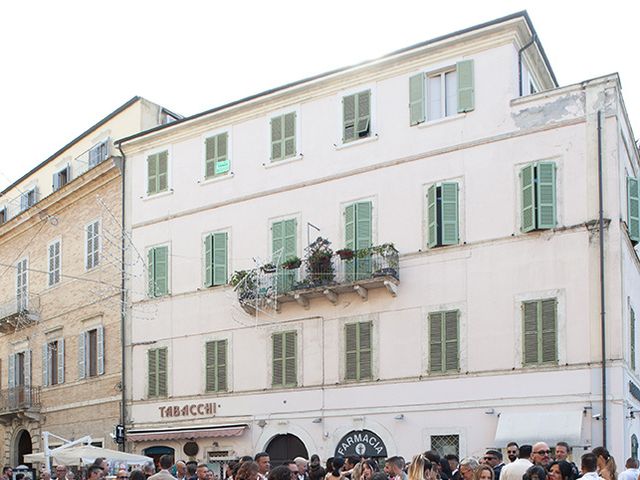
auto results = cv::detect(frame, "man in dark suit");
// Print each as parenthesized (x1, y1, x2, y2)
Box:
(148, 456, 177, 480)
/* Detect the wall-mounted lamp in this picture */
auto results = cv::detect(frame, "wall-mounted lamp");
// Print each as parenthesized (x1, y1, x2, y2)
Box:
(484, 408, 496, 415)
(394, 414, 405, 420)
(257, 420, 267, 428)
(312, 418, 323, 424)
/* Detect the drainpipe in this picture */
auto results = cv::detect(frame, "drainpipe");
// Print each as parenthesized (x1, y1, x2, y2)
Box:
(518, 34, 537, 97)
(117, 143, 127, 452)
(597, 109, 607, 448)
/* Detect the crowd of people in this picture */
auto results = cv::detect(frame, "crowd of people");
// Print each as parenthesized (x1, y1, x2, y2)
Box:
(0, 442, 637, 480)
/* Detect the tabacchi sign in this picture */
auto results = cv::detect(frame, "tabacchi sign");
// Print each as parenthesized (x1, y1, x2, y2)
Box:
(159, 402, 216, 418)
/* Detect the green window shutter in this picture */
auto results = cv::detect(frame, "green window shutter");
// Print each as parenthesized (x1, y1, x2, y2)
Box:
(536, 162, 556, 229)
(456, 60, 474, 113)
(345, 323, 358, 380)
(204, 234, 213, 287)
(217, 339, 227, 391)
(157, 347, 168, 397)
(42, 343, 49, 387)
(427, 184, 437, 247)
(429, 312, 443, 372)
(272, 220, 284, 259)
(157, 151, 168, 192)
(283, 112, 296, 159)
(356, 202, 372, 251)
(540, 299, 557, 363)
(441, 182, 459, 245)
(272, 333, 284, 386)
(206, 340, 227, 392)
(284, 331, 297, 386)
(358, 321, 372, 380)
(409, 73, 426, 126)
(444, 310, 459, 371)
(147, 153, 158, 194)
(148, 349, 158, 397)
(205, 341, 216, 391)
(628, 177, 640, 242)
(521, 164, 536, 233)
(345, 204, 356, 250)
(152, 246, 169, 296)
(215, 132, 230, 175)
(212, 232, 228, 286)
(343, 94, 357, 143)
(356, 91, 371, 138)
(523, 301, 539, 365)
(271, 115, 284, 161)
(632, 308, 636, 371)
(205, 137, 217, 178)
(147, 249, 155, 297)
(283, 219, 297, 260)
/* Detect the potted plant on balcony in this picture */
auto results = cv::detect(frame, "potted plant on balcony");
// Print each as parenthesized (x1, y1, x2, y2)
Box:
(230, 269, 258, 304)
(281, 256, 302, 270)
(370, 243, 399, 279)
(260, 263, 277, 274)
(305, 236, 335, 286)
(335, 248, 355, 261)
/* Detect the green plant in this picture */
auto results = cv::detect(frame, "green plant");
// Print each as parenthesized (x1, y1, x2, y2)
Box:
(261, 263, 277, 273)
(281, 256, 302, 270)
(335, 248, 355, 260)
(304, 237, 335, 285)
(230, 269, 258, 303)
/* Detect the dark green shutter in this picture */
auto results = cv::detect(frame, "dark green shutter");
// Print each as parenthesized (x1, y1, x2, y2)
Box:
(213, 232, 228, 286)
(429, 312, 443, 372)
(345, 323, 358, 380)
(217, 339, 227, 391)
(536, 162, 556, 229)
(345, 204, 356, 250)
(204, 234, 213, 287)
(441, 183, 459, 245)
(457, 60, 474, 113)
(523, 301, 539, 365)
(345, 322, 371, 381)
(628, 177, 640, 242)
(284, 113, 296, 158)
(521, 164, 535, 232)
(157, 347, 168, 397)
(343, 94, 356, 142)
(147, 249, 154, 297)
(429, 311, 459, 373)
(356, 202, 372, 279)
(206, 340, 227, 392)
(272, 333, 283, 386)
(157, 151, 168, 192)
(523, 299, 557, 365)
(444, 311, 459, 371)
(148, 349, 157, 397)
(427, 184, 437, 247)
(284, 331, 297, 386)
(409, 73, 425, 126)
(153, 246, 169, 296)
(540, 299, 557, 363)
(147, 153, 158, 194)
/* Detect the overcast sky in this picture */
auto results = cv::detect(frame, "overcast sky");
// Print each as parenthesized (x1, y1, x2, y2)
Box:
(1, 0, 638, 191)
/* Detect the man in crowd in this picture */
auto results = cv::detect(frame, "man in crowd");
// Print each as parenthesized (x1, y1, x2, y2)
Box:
(506, 444, 519, 464)
(445, 455, 459, 480)
(286, 462, 299, 477)
(555, 442, 579, 478)
(458, 458, 479, 480)
(144, 465, 156, 479)
(87, 466, 103, 480)
(149, 455, 176, 480)
(294, 458, 308, 480)
(498, 444, 532, 480)
(483, 450, 505, 480)
(619, 458, 640, 480)
(255, 453, 270, 480)
(55, 465, 68, 480)
(2, 467, 12, 480)
(196, 465, 209, 480)
(532, 443, 551, 467)
(175, 462, 188, 480)
(580, 453, 603, 480)
(186, 463, 198, 480)
(384, 457, 407, 480)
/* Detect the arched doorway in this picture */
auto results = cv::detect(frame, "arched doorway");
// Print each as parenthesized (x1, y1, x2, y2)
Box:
(143, 446, 175, 471)
(15, 430, 33, 466)
(266, 434, 308, 467)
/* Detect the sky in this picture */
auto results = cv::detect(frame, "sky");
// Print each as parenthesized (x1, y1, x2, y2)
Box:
(1, 0, 639, 191)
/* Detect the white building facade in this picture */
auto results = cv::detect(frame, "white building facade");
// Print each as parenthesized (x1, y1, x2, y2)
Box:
(119, 12, 640, 469)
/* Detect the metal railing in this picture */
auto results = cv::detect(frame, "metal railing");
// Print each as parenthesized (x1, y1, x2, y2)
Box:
(0, 386, 41, 412)
(0, 293, 40, 320)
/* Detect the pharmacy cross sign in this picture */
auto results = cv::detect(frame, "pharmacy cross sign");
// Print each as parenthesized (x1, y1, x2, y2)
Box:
(335, 430, 388, 458)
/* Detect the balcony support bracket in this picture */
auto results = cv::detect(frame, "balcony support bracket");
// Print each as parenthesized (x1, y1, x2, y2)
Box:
(384, 280, 398, 297)
(294, 293, 310, 310)
(323, 289, 339, 305)
(354, 284, 368, 301)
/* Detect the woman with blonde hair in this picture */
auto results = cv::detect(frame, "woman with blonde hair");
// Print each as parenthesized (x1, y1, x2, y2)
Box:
(592, 447, 617, 480)
(473, 465, 494, 480)
(408, 454, 435, 480)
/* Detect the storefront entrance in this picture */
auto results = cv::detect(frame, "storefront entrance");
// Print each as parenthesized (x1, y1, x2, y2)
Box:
(15, 429, 33, 467)
(266, 434, 308, 467)
(143, 446, 175, 470)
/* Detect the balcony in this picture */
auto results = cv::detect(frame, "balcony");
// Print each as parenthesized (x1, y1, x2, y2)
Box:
(0, 295, 40, 333)
(0, 386, 41, 423)
(233, 240, 399, 314)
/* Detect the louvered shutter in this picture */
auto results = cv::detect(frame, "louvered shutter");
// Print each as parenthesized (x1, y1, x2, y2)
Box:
(284, 113, 296, 158)
(271, 116, 284, 160)
(632, 308, 637, 371)
(409, 73, 426, 126)
(20, 193, 28, 211)
(356, 91, 371, 138)
(521, 164, 535, 232)
(272, 333, 284, 386)
(523, 301, 539, 365)
(42, 343, 49, 387)
(78, 332, 86, 379)
(148, 349, 158, 397)
(154, 246, 169, 296)
(215, 132, 230, 174)
(205, 137, 217, 178)
(217, 340, 227, 391)
(53, 241, 60, 284)
(8, 354, 15, 388)
(427, 184, 437, 247)
(204, 234, 213, 287)
(213, 233, 228, 286)
(24, 350, 31, 387)
(157, 347, 168, 397)
(53, 172, 60, 191)
(429, 312, 443, 372)
(358, 322, 372, 380)
(345, 323, 358, 380)
(157, 151, 168, 192)
(97, 325, 104, 375)
(345, 205, 356, 250)
(57, 338, 64, 384)
(48, 243, 55, 286)
(456, 60, 474, 113)
(628, 177, 640, 242)
(147, 153, 158, 194)
(65, 164, 71, 184)
(147, 249, 155, 296)
(540, 299, 557, 363)
(205, 341, 216, 392)
(356, 202, 372, 279)
(343, 94, 356, 142)
(444, 311, 459, 371)
(441, 183, 459, 245)
(272, 220, 284, 260)
(536, 162, 556, 229)
(284, 331, 297, 386)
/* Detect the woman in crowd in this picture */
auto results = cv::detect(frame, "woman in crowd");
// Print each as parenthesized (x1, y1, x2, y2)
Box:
(523, 466, 547, 480)
(548, 461, 576, 480)
(325, 457, 344, 480)
(235, 462, 259, 480)
(473, 465, 494, 480)
(309, 455, 326, 480)
(408, 453, 434, 480)
(361, 460, 379, 480)
(592, 447, 617, 480)
(269, 467, 293, 480)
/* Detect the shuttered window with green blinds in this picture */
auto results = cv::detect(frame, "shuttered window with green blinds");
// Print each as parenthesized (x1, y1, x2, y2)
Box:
(409, 73, 425, 126)
(272, 219, 297, 292)
(205, 133, 230, 178)
(148, 246, 169, 297)
(271, 112, 297, 161)
(427, 183, 459, 248)
(204, 232, 228, 287)
(345, 321, 372, 381)
(345, 202, 373, 281)
(272, 331, 297, 387)
(343, 90, 371, 143)
(632, 307, 636, 371)
(429, 310, 459, 373)
(205, 340, 227, 392)
(520, 162, 557, 232)
(147, 151, 169, 195)
(522, 299, 557, 365)
(628, 177, 640, 243)
(148, 347, 168, 398)
(457, 60, 475, 113)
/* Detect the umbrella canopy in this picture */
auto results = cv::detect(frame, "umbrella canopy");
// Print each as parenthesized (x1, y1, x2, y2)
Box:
(24, 445, 152, 466)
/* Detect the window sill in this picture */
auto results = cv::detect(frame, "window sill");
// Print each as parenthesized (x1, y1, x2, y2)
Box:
(198, 173, 234, 186)
(334, 134, 379, 150)
(142, 189, 174, 201)
(417, 113, 466, 129)
(263, 154, 304, 168)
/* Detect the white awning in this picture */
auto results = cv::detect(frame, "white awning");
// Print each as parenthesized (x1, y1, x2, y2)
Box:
(494, 411, 583, 446)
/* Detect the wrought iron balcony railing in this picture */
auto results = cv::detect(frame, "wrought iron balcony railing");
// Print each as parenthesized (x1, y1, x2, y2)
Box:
(0, 386, 41, 413)
(0, 294, 40, 333)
